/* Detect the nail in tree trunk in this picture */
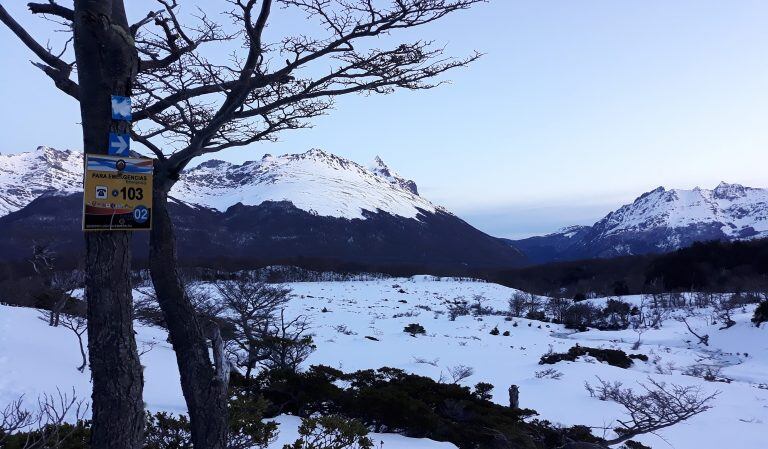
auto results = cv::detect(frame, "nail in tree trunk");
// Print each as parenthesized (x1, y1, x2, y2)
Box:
(73, 1, 144, 448)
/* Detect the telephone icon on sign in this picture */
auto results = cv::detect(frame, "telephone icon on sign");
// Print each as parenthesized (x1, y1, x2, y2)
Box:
(95, 186, 108, 199)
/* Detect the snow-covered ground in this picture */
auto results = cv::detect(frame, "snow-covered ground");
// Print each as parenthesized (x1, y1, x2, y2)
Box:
(1, 276, 766, 448)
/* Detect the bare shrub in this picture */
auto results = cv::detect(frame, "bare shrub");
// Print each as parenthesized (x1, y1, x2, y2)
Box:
(534, 368, 563, 380)
(546, 296, 570, 322)
(712, 293, 737, 329)
(508, 292, 527, 318)
(585, 376, 718, 445)
(444, 297, 470, 321)
(0, 389, 88, 449)
(442, 365, 475, 384)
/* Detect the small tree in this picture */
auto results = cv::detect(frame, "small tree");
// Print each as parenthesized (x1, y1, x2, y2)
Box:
(216, 277, 292, 378)
(444, 364, 474, 384)
(712, 294, 737, 329)
(508, 292, 527, 318)
(752, 300, 768, 327)
(472, 382, 494, 401)
(546, 295, 570, 322)
(261, 309, 315, 373)
(445, 297, 470, 321)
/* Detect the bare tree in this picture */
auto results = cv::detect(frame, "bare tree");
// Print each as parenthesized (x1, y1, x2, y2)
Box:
(1, 3, 146, 448)
(508, 292, 527, 318)
(216, 277, 292, 377)
(679, 317, 709, 346)
(2, 1, 484, 447)
(712, 293, 737, 329)
(0, 389, 89, 449)
(262, 309, 315, 373)
(545, 295, 570, 322)
(135, 2, 483, 446)
(629, 313, 646, 350)
(442, 364, 474, 384)
(585, 377, 718, 446)
(39, 311, 89, 372)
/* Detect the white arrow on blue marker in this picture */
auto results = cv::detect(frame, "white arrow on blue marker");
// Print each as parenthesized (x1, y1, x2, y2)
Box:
(109, 133, 130, 156)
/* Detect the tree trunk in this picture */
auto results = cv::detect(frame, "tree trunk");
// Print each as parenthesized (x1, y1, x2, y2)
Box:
(73, 1, 144, 448)
(149, 175, 229, 449)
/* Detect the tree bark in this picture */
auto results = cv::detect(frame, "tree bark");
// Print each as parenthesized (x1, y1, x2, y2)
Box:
(73, 1, 144, 448)
(149, 174, 229, 449)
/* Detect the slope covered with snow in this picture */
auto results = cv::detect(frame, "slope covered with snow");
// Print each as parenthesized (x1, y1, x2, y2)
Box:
(171, 149, 437, 220)
(511, 183, 768, 262)
(597, 183, 768, 240)
(1, 277, 766, 449)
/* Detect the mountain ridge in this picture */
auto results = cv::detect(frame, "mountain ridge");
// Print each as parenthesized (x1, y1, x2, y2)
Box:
(510, 182, 768, 263)
(0, 146, 524, 277)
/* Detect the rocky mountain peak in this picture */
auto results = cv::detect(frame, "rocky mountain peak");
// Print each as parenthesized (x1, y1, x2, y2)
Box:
(369, 155, 419, 195)
(713, 181, 747, 200)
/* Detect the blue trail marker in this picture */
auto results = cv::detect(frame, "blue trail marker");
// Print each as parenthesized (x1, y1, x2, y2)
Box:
(111, 95, 132, 121)
(108, 132, 131, 156)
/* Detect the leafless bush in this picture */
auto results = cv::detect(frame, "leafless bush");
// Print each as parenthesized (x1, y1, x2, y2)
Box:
(470, 294, 495, 316)
(585, 376, 718, 445)
(413, 357, 440, 367)
(546, 296, 570, 322)
(0, 389, 88, 449)
(534, 368, 563, 380)
(683, 365, 725, 382)
(441, 365, 475, 384)
(508, 292, 527, 318)
(712, 293, 737, 329)
(333, 325, 357, 336)
(640, 295, 671, 328)
(445, 297, 470, 321)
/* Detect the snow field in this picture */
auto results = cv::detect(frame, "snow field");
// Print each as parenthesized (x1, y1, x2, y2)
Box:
(1, 276, 766, 449)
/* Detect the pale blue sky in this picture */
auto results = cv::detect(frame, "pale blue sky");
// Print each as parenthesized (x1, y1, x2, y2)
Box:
(2, 1, 767, 238)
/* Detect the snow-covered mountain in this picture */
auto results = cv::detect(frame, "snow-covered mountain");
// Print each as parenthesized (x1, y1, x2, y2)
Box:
(0, 146, 523, 272)
(511, 183, 768, 263)
(172, 149, 437, 220)
(0, 147, 437, 220)
(0, 146, 81, 216)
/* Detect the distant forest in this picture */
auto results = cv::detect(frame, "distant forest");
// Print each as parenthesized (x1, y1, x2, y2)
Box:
(489, 238, 768, 297)
(3, 238, 768, 305)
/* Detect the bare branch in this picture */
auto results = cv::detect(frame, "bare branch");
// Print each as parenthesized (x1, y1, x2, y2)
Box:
(27, 2, 74, 21)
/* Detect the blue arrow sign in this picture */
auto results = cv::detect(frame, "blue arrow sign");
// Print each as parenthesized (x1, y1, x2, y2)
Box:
(111, 95, 132, 121)
(108, 132, 131, 156)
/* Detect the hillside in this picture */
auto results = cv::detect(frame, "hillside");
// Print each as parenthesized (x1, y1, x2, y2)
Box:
(1, 277, 765, 449)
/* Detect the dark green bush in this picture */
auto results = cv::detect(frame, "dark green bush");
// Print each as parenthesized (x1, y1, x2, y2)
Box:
(403, 323, 426, 335)
(753, 300, 768, 326)
(539, 345, 637, 369)
(254, 366, 600, 449)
